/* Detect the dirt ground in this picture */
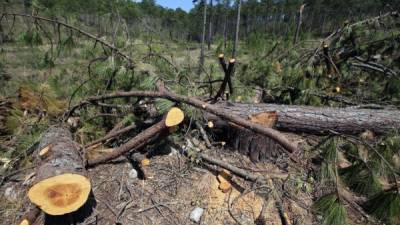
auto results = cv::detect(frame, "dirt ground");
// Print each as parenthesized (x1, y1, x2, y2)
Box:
(1, 133, 321, 225)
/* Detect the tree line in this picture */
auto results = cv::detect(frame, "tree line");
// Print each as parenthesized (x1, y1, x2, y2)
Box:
(1, 0, 399, 45)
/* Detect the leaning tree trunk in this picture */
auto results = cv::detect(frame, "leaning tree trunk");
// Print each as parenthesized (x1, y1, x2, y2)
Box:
(206, 102, 400, 163)
(27, 127, 91, 217)
(211, 102, 400, 134)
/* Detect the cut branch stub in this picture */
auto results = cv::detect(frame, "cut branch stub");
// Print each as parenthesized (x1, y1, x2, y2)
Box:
(19, 206, 40, 225)
(38, 145, 51, 158)
(27, 127, 91, 216)
(165, 107, 184, 127)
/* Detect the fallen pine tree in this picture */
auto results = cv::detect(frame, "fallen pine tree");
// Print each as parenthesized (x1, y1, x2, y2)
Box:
(209, 102, 400, 134)
(202, 102, 400, 162)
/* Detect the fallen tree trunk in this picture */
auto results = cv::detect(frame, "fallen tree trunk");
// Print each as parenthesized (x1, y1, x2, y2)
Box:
(211, 102, 400, 134)
(204, 102, 400, 163)
(27, 127, 91, 216)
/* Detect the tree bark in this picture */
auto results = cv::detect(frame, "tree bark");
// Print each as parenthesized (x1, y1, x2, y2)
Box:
(33, 127, 88, 189)
(293, 4, 305, 45)
(199, 0, 208, 74)
(232, 0, 241, 58)
(207, 0, 213, 50)
(211, 102, 400, 134)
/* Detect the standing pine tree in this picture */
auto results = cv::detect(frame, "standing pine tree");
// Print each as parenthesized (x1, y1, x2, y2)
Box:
(232, 0, 241, 58)
(207, 0, 213, 50)
(198, 0, 208, 74)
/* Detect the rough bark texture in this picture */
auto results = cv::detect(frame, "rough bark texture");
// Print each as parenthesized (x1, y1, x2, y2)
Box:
(205, 102, 400, 163)
(213, 102, 400, 134)
(34, 127, 87, 183)
(232, 0, 241, 58)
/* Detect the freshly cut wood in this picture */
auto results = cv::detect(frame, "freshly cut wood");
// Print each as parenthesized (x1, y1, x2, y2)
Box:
(28, 127, 91, 216)
(38, 145, 51, 158)
(165, 107, 184, 127)
(211, 102, 400, 134)
(141, 158, 150, 167)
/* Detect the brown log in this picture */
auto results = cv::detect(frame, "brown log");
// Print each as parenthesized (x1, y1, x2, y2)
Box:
(210, 102, 400, 134)
(87, 107, 184, 166)
(28, 127, 91, 216)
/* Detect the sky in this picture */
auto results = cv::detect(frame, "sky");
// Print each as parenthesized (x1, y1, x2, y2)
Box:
(156, 0, 194, 12)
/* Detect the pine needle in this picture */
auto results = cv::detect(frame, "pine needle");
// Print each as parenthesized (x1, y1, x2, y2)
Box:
(314, 193, 349, 225)
(364, 190, 400, 225)
(154, 99, 174, 114)
(340, 163, 382, 197)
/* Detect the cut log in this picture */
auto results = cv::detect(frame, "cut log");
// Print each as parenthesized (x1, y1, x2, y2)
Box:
(211, 102, 400, 134)
(205, 102, 400, 163)
(87, 107, 184, 166)
(27, 127, 91, 216)
(165, 107, 185, 127)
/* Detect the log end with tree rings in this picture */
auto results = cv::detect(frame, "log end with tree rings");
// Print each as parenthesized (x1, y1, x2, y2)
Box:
(165, 107, 184, 127)
(20, 220, 29, 225)
(28, 173, 91, 216)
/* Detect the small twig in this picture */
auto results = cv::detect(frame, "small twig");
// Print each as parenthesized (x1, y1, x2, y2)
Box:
(195, 121, 212, 148)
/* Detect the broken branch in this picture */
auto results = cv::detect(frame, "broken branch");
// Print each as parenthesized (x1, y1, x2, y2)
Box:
(87, 107, 184, 166)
